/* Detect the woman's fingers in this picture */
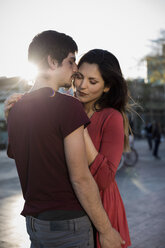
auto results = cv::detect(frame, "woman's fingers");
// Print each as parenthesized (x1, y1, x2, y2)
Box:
(4, 93, 24, 120)
(4, 93, 23, 105)
(5, 103, 14, 119)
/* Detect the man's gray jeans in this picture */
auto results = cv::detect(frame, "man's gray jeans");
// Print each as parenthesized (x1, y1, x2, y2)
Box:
(26, 215, 94, 248)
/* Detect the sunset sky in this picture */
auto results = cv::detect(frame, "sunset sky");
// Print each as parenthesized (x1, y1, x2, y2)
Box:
(0, 0, 165, 80)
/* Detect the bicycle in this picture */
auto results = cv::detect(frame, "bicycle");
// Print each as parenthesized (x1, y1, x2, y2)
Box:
(118, 136, 138, 170)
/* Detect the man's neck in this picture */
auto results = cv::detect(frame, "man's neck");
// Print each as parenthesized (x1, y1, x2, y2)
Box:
(30, 74, 59, 92)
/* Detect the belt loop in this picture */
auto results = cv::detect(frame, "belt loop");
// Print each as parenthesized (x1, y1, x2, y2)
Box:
(31, 217, 36, 232)
(74, 219, 78, 232)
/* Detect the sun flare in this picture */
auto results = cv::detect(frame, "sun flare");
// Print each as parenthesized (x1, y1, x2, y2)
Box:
(19, 62, 38, 84)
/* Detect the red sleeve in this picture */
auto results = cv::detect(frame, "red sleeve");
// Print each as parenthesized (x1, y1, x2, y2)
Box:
(90, 110, 124, 190)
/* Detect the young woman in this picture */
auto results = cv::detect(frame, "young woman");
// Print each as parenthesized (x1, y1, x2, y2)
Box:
(74, 49, 131, 248)
(5, 49, 132, 248)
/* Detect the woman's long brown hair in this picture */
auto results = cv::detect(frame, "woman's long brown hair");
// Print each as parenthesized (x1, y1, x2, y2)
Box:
(78, 49, 135, 152)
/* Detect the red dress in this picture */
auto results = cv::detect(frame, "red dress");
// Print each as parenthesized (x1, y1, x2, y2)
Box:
(88, 108, 131, 248)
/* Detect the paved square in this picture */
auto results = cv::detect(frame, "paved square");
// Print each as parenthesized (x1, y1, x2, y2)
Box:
(0, 138, 165, 248)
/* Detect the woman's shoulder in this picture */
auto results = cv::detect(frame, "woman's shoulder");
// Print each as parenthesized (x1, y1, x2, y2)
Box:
(97, 108, 124, 130)
(98, 108, 123, 119)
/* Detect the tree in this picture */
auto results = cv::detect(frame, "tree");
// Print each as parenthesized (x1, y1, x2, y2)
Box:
(146, 30, 165, 85)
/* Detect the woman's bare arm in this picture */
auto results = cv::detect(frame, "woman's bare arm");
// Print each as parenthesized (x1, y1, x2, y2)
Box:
(84, 128, 98, 165)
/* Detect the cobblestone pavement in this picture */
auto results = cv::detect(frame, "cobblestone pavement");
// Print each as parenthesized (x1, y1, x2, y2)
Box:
(0, 138, 165, 248)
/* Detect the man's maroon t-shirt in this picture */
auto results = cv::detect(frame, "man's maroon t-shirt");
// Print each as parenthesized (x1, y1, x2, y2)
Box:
(7, 87, 90, 217)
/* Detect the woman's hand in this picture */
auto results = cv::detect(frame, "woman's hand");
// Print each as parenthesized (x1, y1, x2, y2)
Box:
(4, 93, 23, 120)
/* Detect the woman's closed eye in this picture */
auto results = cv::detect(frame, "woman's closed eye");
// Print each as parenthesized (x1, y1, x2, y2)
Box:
(90, 80, 98, 85)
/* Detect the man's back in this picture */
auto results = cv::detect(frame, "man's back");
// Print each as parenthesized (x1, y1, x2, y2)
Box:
(5, 29, 125, 248)
(7, 87, 89, 216)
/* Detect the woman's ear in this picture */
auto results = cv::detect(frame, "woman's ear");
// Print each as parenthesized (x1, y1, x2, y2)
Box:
(103, 86, 110, 93)
(47, 55, 58, 70)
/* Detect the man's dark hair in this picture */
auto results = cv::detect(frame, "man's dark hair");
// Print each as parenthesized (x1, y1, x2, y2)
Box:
(28, 30, 78, 68)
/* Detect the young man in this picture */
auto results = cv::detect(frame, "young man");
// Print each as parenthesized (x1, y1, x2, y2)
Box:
(7, 30, 125, 248)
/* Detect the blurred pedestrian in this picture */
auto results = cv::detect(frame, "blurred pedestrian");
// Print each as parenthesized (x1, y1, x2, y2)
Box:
(152, 121, 161, 159)
(144, 121, 153, 150)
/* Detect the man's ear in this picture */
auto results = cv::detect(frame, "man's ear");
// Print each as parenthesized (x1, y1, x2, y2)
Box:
(47, 55, 58, 70)
(103, 86, 110, 93)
